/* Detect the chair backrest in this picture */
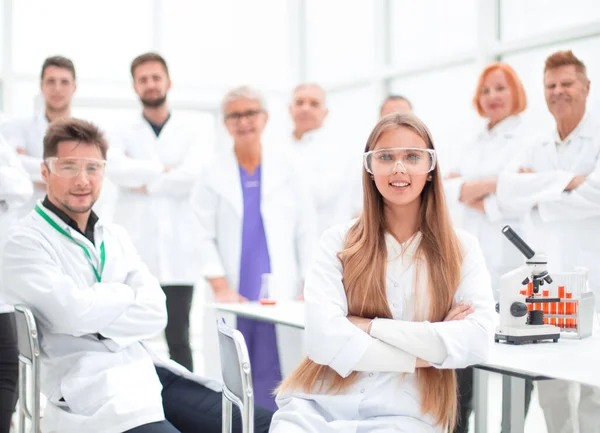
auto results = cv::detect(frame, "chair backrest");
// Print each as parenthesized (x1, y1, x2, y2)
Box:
(216, 319, 253, 407)
(13, 305, 41, 433)
(14, 305, 39, 364)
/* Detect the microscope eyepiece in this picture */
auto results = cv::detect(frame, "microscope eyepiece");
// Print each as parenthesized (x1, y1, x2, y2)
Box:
(502, 225, 535, 259)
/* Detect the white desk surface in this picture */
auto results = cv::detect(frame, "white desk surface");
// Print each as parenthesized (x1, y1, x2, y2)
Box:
(208, 301, 600, 387)
(208, 301, 305, 329)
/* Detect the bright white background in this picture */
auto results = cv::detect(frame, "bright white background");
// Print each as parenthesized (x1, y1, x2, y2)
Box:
(1, 2, 600, 432)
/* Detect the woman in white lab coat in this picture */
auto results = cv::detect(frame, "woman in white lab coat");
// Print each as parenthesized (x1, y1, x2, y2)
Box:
(0, 136, 33, 433)
(443, 63, 531, 433)
(190, 86, 317, 411)
(270, 113, 495, 433)
(444, 63, 530, 297)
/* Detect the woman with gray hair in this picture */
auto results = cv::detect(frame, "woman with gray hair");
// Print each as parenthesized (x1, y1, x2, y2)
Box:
(191, 86, 317, 410)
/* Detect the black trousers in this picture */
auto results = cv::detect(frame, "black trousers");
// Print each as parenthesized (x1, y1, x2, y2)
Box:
(453, 367, 534, 433)
(161, 285, 194, 372)
(0, 312, 18, 433)
(123, 366, 273, 433)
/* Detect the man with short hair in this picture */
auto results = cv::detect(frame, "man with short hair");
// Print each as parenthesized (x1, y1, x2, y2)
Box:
(498, 50, 600, 433)
(1, 118, 272, 433)
(380, 94, 413, 117)
(0, 56, 77, 213)
(108, 52, 212, 372)
(288, 83, 357, 234)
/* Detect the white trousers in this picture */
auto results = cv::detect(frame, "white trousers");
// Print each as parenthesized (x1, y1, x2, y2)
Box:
(538, 380, 600, 433)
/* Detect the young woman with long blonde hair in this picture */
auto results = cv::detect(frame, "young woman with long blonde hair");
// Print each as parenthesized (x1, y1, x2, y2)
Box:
(269, 113, 495, 433)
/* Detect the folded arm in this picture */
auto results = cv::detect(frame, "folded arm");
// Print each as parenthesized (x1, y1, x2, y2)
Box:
(1, 231, 136, 336)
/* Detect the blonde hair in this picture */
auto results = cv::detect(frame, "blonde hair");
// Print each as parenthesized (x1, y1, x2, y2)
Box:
(279, 113, 463, 431)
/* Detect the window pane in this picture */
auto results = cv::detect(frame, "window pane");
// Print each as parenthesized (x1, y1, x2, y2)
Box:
(390, 0, 477, 66)
(390, 63, 482, 170)
(326, 86, 378, 157)
(160, 0, 291, 88)
(305, 0, 375, 82)
(502, 37, 600, 131)
(500, 0, 600, 41)
(12, 0, 153, 80)
(0, 0, 4, 72)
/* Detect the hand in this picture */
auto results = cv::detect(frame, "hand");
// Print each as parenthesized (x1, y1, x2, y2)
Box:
(163, 166, 173, 173)
(459, 178, 497, 203)
(214, 286, 248, 303)
(296, 292, 304, 301)
(16, 147, 27, 155)
(129, 185, 148, 194)
(565, 175, 587, 191)
(466, 198, 485, 213)
(445, 172, 461, 180)
(444, 303, 474, 321)
(518, 167, 534, 174)
(347, 315, 373, 333)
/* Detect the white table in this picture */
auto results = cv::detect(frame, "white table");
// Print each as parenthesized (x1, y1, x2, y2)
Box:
(209, 301, 600, 432)
(208, 301, 305, 329)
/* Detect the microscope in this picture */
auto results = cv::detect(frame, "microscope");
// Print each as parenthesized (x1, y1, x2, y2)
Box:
(495, 226, 561, 344)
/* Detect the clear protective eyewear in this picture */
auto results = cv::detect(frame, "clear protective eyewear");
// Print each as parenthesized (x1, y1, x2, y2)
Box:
(45, 157, 107, 178)
(363, 147, 436, 176)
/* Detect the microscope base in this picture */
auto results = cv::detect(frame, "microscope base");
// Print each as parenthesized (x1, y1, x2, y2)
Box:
(495, 332, 560, 345)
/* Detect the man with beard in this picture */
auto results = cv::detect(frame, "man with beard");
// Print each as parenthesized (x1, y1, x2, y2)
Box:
(108, 53, 212, 373)
(0, 56, 77, 214)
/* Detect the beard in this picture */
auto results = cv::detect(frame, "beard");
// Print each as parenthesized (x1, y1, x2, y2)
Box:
(141, 95, 167, 108)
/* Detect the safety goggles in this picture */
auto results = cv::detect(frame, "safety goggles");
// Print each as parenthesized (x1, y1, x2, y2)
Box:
(363, 147, 436, 176)
(45, 157, 107, 178)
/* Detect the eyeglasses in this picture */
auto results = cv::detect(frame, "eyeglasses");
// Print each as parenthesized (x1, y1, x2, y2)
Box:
(364, 148, 436, 176)
(45, 157, 107, 178)
(224, 110, 262, 121)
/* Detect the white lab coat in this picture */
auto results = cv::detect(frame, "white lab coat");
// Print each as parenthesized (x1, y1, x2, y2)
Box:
(270, 223, 495, 433)
(0, 202, 220, 433)
(0, 136, 33, 313)
(190, 145, 318, 380)
(108, 113, 213, 284)
(497, 112, 600, 433)
(0, 114, 48, 213)
(287, 128, 360, 234)
(497, 113, 600, 308)
(444, 115, 531, 298)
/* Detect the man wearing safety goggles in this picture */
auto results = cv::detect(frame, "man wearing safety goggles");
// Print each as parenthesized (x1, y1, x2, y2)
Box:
(1, 118, 273, 433)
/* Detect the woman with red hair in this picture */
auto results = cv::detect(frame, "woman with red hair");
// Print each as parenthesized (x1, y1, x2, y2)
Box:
(444, 63, 533, 433)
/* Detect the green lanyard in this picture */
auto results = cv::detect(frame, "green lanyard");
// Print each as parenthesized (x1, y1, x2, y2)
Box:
(35, 205, 105, 282)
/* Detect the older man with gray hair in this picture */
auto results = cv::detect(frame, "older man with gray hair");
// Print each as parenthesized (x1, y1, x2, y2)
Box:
(287, 83, 360, 234)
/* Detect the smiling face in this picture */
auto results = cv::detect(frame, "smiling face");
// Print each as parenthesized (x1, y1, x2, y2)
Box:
(42, 141, 104, 216)
(478, 68, 514, 125)
(371, 127, 431, 211)
(223, 97, 268, 147)
(289, 85, 328, 136)
(544, 64, 589, 124)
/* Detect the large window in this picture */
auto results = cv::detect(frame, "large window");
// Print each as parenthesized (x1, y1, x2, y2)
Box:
(11, 0, 153, 80)
(305, 0, 375, 82)
(161, 0, 291, 88)
(390, 63, 482, 170)
(390, 0, 478, 67)
(500, 0, 600, 41)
